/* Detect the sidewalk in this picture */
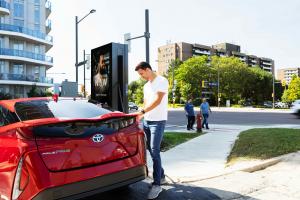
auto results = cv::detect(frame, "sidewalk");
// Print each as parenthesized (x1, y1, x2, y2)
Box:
(147, 123, 300, 183)
(168, 106, 291, 113)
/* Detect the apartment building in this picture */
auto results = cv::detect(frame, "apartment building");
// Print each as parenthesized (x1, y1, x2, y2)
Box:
(277, 68, 300, 85)
(0, 0, 53, 98)
(157, 42, 274, 75)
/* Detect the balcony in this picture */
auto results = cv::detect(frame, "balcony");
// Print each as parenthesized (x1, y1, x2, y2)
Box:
(0, 48, 53, 66)
(45, 0, 52, 18)
(0, 0, 10, 15)
(0, 24, 53, 48)
(0, 73, 53, 84)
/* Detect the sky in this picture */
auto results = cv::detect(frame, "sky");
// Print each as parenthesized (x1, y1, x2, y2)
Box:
(48, 0, 300, 89)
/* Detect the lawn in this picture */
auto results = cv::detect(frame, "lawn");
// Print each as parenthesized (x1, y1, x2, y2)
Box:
(161, 131, 202, 152)
(227, 128, 300, 163)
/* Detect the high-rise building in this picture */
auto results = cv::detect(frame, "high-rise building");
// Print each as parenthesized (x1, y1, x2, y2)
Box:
(157, 42, 274, 75)
(0, 0, 53, 98)
(277, 68, 300, 85)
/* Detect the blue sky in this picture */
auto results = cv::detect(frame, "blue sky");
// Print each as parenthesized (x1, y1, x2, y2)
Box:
(48, 0, 300, 87)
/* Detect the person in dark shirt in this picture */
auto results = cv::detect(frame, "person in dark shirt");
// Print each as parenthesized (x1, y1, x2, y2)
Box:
(184, 98, 195, 130)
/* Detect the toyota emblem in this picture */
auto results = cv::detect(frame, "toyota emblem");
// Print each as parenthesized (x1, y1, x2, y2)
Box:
(92, 134, 104, 143)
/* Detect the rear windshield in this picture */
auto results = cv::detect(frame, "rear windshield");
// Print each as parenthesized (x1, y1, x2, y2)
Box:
(14, 99, 111, 121)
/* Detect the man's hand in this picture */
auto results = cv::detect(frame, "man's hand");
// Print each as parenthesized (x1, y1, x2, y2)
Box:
(132, 111, 144, 122)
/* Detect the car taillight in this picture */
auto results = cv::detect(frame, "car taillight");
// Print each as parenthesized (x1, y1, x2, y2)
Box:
(12, 157, 29, 200)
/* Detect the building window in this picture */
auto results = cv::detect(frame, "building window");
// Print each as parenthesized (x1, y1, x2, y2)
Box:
(13, 41, 24, 50)
(34, 0, 40, 5)
(13, 64, 24, 74)
(34, 45, 40, 54)
(34, 66, 40, 76)
(0, 37, 3, 48)
(13, 2, 24, 18)
(34, 5, 40, 28)
(0, 16, 4, 23)
(0, 61, 5, 73)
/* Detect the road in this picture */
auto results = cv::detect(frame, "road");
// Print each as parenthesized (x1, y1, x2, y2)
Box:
(82, 178, 242, 200)
(168, 109, 299, 126)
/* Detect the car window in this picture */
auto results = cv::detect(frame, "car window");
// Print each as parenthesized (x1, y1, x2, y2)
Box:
(0, 106, 19, 126)
(15, 99, 111, 121)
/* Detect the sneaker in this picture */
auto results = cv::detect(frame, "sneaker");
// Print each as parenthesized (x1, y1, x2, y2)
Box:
(148, 177, 168, 188)
(160, 177, 168, 185)
(147, 185, 162, 199)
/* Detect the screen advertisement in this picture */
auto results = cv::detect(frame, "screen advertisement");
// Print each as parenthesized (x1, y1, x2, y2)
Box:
(91, 47, 111, 105)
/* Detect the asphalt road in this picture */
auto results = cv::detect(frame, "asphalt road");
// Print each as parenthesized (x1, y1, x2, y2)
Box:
(82, 178, 251, 200)
(168, 110, 300, 126)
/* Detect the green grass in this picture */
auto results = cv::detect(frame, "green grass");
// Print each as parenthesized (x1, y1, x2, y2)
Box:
(168, 104, 185, 108)
(227, 128, 300, 164)
(161, 131, 202, 152)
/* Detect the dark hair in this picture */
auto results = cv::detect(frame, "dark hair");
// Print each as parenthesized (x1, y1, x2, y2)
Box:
(135, 61, 152, 71)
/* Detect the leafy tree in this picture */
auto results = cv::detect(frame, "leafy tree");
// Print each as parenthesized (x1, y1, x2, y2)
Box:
(175, 56, 212, 102)
(27, 84, 40, 97)
(282, 75, 300, 103)
(27, 84, 50, 97)
(128, 78, 146, 104)
(166, 59, 183, 103)
(248, 67, 273, 104)
(210, 56, 253, 105)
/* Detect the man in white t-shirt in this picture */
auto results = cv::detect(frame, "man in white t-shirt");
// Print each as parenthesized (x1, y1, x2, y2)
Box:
(135, 61, 168, 200)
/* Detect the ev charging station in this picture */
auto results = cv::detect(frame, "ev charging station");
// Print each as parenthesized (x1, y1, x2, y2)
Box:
(91, 43, 128, 113)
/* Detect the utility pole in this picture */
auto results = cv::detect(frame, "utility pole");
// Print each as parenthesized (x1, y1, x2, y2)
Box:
(172, 62, 175, 108)
(217, 66, 220, 108)
(124, 9, 150, 63)
(83, 50, 86, 98)
(145, 9, 150, 63)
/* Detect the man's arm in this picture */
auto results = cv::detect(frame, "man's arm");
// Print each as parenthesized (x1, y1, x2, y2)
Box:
(143, 91, 165, 113)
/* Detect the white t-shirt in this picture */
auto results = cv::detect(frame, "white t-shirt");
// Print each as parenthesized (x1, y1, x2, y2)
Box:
(143, 75, 168, 121)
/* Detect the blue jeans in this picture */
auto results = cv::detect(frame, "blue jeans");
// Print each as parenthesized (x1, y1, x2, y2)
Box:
(202, 113, 209, 128)
(143, 120, 166, 186)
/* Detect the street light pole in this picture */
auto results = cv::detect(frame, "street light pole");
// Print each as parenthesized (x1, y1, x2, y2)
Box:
(75, 16, 78, 83)
(145, 9, 150, 63)
(83, 50, 86, 98)
(75, 9, 96, 84)
(272, 69, 275, 109)
(217, 66, 220, 108)
(172, 62, 175, 108)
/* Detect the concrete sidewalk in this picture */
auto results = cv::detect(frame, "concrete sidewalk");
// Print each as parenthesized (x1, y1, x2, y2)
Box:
(147, 123, 300, 183)
(168, 106, 291, 113)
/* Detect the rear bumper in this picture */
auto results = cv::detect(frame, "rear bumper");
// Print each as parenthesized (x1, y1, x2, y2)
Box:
(32, 165, 147, 200)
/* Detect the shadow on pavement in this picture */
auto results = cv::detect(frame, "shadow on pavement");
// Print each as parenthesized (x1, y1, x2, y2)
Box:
(81, 179, 257, 200)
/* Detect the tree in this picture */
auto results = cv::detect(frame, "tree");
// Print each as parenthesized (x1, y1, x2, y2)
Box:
(210, 56, 254, 105)
(248, 67, 273, 104)
(282, 75, 300, 103)
(165, 59, 183, 103)
(175, 56, 212, 102)
(128, 78, 146, 104)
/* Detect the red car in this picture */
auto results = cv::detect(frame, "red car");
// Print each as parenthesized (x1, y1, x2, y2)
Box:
(0, 97, 147, 200)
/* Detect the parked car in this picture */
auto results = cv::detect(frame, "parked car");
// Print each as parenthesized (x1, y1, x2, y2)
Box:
(128, 102, 139, 110)
(291, 99, 300, 116)
(263, 101, 273, 108)
(275, 101, 289, 109)
(0, 97, 147, 200)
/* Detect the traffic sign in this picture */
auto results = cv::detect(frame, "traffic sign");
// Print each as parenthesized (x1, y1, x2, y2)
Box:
(208, 82, 218, 87)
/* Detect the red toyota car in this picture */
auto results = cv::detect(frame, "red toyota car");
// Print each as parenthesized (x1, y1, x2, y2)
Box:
(0, 97, 147, 200)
